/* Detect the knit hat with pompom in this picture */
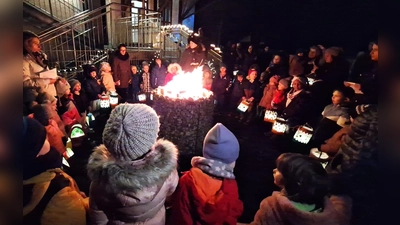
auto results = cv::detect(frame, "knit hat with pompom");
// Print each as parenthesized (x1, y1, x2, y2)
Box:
(102, 103, 160, 161)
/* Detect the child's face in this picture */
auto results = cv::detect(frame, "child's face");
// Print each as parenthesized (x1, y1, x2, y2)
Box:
(273, 55, 281, 64)
(332, 90, 344, 105)
(292, 80, 303, 91)
(50, 100, 57, 111)
(273, 168, 284, 188)
(143, 65, 149, 72)
(131, 66, 137, 73)
(249, 71, 257, 80)
(278, 83, 287, 91)
(220, 67, 226, 73)
(65, 89, 71, 96)
(237, 76, 244, 82)
(102, 63, 111, 72)
(269, 76, 278, 85)
(90, 71, 97, 78)
(73, 83, 81, 92)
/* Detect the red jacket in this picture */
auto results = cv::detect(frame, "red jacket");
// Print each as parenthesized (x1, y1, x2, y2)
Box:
(164, 73, 177, 85)
(168, 168, 243, 225)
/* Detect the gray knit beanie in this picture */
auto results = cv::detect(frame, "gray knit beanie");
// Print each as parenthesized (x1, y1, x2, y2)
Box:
(102, 103, 160, 161)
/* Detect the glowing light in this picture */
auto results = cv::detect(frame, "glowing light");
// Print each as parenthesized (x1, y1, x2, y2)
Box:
(210, 44, 216, 48)
(155, 66, 213, 100)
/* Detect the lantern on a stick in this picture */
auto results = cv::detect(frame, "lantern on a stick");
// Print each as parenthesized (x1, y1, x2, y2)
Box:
(293, 124, 314, 144)
(271, 117, 289, 134)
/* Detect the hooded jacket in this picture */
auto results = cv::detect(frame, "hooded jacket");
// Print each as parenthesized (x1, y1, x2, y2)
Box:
(87, 139, 179, 225)
(168, 168, 243, 225)
(23, 168, 89, 225)
(249, 192, 352, 225)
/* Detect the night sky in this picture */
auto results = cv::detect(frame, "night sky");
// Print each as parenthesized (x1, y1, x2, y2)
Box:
(194, 0, 378, 55)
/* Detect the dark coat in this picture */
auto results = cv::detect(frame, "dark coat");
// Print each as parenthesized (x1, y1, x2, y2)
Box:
(315, 58, 350, 92)
(180, 47, 206, 72)
(84, 77, 105, 101)
(212, 74, 231, 96)
(130, 72, 142, 94)
(282, 90, 311, 126)
(231, 80, 246, 97)
(112, 52, 131, 88)
(151, 64, 167, 88)
(243, 79, 262, 101)
(72, 92, 89, 114)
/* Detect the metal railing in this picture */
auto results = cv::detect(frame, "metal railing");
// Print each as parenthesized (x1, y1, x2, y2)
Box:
(24, 0, 84, 21)
(36, 3, 164, 70)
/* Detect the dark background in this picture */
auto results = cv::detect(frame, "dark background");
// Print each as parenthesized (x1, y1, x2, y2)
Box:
(194, 0, 377, 55)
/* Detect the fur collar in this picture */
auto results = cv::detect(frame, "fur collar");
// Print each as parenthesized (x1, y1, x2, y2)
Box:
(87, 139, 178, 194)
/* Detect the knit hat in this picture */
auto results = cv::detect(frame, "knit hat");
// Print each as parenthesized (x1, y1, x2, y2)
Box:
(248, 68, 257, 76)
(188, 34, 201, 46)
(279, 79, 290, 89)
(31, 104, 50, 126)
(102, 103, 160, 161)
(68, 79, 81, 90)
(36, 91, 57, 104)
(291, 76, 308, 86)
(22, 117, 47, 165)
(89, 66, 97, 73)
(55, 80, 71, 98)
(203, 123, 240, 164)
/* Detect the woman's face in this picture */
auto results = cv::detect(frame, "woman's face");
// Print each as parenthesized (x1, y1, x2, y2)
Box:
(119, 46, 127, 56)
(273, 168, 284, 188)
(189, 41, 197, 49)
(292, 79, 303, 91)
(370, 44, 378, 61)
(324, 53, 333, 63)
(308, 48, 317, 59)
(273, 55, 281, 64)
(24, 37, 41, 54)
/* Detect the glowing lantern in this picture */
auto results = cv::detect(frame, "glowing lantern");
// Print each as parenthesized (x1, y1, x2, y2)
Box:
(100, 94, 110, 108)
(309, 148, 330, 168)
(271, 117, 289, 134)
(138, 93, 147, 102)
(85, 113, 95, 127)
(237, 100, 250, 112)
(69, 124, 85, 139)
(264, 110, 278, 123)
(110, 92, 118, 106)
(293, 125, 314, 144)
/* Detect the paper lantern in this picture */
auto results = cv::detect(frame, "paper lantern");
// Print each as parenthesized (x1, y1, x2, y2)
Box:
(85, 113, 95, 127)
(70, 124, 85, 139)
(264, 110, 278, 123)
(293, 125, 314, 144)
(237, 100, 250, 112)
(271, 117, 289, 134)
(307, 77, 316, 85)
(309, 148, 330, 168)
(110, 92, 119, 105)
(100, 95, 110, 108)
(138, 93, 147, 102)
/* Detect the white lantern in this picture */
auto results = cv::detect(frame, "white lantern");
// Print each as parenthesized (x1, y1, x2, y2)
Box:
(309, 148, 330, 168)
(264, 110, 278, 123)
(100, 95, 110, 108)
(307, 77, 316, 85)
(237, 100, 250, 112)
(293, 125, 314, 144)
(271, 117, 289, 134)
(138, 93, 147, 102)
(110, 92, 118, 105)
(149, 93, 154, 101)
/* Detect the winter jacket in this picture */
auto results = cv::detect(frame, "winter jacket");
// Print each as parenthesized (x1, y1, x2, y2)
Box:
(101, 71, 116, 93)
(72, 92, 90, 115)
(23, 53, 57, 97)
(271, 90, 287, 112)
(231, 80, 245, 98)
(258, 84, 277, 109)
(141, 72, 152, 92)
(315, 59, 349, 92)
(130, 73, 142, 94)
(249, 192, 352, 225)
(212, 74, 231, 96)
(168, 167, 243, 225)
(87, 139, 179, 225)
(84, 77, 104, 101)
(151, 65, 168, 88)
(243, 80, 262, 101)
(282, 90, 311, 126)
(165, 73, 177, 85)
(112, 53, 131, 88)
(320, 126, 350, 156)
(180, 47, 206, 72)
(23, 168, 89, 225)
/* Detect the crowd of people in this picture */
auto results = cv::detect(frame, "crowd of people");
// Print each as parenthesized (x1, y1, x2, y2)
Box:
(22, 28, 379, 225)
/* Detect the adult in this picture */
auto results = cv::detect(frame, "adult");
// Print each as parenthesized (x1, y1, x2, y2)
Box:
(242, 45, 257, 74)
(151, 58, 167, 88)
(179, 34, 206, 72)
(212, 64, 231, 111)
(23, 31, 57, 97)
(87, 104, 179, 224)
(257, 45, 273, 72)
(112, 43, 131, 103)
(303, 46, 323, 74)
(265, 55, 288, 79)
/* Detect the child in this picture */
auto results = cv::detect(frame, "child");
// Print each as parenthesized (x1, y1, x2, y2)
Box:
(229, 71, 245, 116)
(165, 63, 182, 85)
(83, 66, 105, 101)
(240, 69, 261, 124)
(129, 65, 141, 102)
(36, 92, 67, 136)
(55, 80, 82, 127)
(257, 75, 279, 118)
(248, 153, 352, 225)
(99, 62, 116, 94)
(168, 123, 243, 225)
(312, 86, 355, 148)
(69, 79, 89, 117)
(30, 104, 66, 155)
(141, 63, 151, 93)
(271, 78, 290, 112)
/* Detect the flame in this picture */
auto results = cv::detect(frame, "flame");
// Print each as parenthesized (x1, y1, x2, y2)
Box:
(155, 66, 213, 100)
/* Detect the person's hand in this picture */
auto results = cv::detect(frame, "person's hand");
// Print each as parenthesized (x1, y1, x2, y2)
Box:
(115, 80, 121, 86)
(79, 191, 87, 198)
(265, 67, 270, 72)
(49, 78, 57, 84)
(311, 63, 318, 73)
(249, 97, 254, 102)
(242, 96, 246, 100)
(97, 79, 101, 85)
(128, 79, 132, 84)
(97, 94, 103, 98)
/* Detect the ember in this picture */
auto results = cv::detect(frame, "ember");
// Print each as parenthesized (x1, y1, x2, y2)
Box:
(153, 66, 215, 156)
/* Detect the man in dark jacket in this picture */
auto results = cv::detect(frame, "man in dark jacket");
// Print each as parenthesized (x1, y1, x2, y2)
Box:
(151, 58, 167, 89)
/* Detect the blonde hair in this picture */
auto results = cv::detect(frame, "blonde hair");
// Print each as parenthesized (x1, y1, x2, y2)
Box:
(167, 63, 182, 74)
(100, 62, 111, 71)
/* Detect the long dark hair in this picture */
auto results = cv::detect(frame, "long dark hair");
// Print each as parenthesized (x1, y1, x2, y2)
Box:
(276, 153, 329, 208)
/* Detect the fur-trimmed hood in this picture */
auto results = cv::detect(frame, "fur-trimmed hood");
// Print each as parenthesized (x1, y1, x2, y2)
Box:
(87, 139, 178, 194)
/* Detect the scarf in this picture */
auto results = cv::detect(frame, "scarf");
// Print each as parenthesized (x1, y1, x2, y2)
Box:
(286, 89, 302, 107)
(191, 156, 235, 179)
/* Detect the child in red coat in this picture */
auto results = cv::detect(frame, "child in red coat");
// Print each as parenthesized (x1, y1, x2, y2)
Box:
(271, 78, 290, 113)
(168, 123, 244, 225)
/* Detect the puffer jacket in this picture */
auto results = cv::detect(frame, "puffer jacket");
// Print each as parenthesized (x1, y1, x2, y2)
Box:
(87, 139, 179, 225)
